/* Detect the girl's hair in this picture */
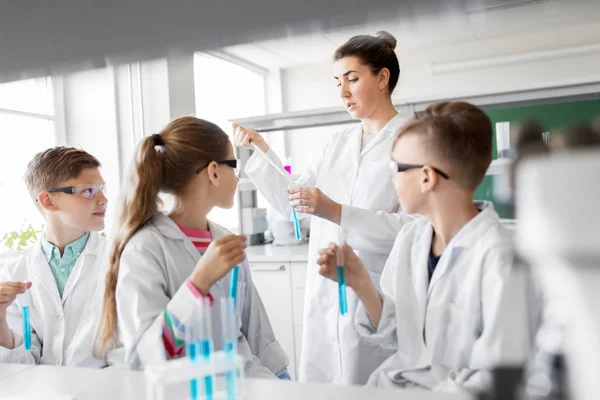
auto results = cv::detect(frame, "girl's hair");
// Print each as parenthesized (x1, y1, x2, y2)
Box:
(95, 116, 230, 357)
(333, 30, 400, 95)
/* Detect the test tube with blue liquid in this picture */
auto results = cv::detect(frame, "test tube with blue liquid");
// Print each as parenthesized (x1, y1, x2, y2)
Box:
(249, 142, 302, 242)
(21, 290, 32, 351)
(221, 297, 238, 400)
(229, 266, 239, 310)
(186, 297, 214, 400)
(290, 188, 302, 242)
(337, 231, 348, 316)
(285, 163, 302, 242)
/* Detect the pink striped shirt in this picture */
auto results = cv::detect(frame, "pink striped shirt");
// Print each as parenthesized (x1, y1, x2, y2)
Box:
(162, 225, 213, 357)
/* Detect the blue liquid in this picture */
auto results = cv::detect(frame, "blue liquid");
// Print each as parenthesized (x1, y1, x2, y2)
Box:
(292, 210, 302, 241)
(185, 343, 198, 400)
(187, 342, 200, 400)
(22, 306, 31, 351)
(186, 340, 214, 400)
(229, 267, 239, 311)
(336, 266, 348, 316)
(201, 339, 214, 400)
(224, 340, 237, 400)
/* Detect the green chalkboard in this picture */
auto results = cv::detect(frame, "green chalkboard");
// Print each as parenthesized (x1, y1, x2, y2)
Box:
(473, 98, 600, 218)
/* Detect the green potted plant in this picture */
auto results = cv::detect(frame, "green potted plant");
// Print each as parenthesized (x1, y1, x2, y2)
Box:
(1, 223, 43, 252)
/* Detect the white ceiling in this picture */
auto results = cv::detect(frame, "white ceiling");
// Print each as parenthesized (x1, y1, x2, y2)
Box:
(222, 0, 600, 69)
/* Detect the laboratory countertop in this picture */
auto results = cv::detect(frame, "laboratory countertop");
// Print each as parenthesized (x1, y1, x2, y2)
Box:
(245, 243, 310, 263)
(0, 363, 473, 400)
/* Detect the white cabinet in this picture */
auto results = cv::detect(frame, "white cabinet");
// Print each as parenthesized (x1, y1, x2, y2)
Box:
(290, 261, 307, 376)
(249, 261, 296, 379)
(245, 245, 309, 380)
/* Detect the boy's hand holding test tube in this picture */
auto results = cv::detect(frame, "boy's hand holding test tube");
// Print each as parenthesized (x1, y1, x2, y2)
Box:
(0, 281, 32, 349)
(316, 242, 371, 299)
(317, 242, 385, 326)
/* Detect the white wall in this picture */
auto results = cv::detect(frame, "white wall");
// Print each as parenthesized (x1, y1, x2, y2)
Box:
(280, 21, 600, 168)
(395, 21, 600, 103)
(61, 68, 122, 235)
(58, 55, 195, 236)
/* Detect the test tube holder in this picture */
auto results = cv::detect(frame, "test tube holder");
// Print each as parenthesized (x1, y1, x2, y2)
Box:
(144, 351, 246, 400)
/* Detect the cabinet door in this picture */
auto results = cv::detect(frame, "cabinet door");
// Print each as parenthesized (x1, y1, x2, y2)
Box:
(290, 261, 307, 377)
(249, 261, 296, 379)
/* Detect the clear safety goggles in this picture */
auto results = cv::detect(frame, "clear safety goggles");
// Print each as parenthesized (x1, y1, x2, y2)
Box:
(46, 182, 107, 199)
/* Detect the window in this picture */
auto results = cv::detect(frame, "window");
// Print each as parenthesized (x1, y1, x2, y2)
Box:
(0, 77, 55, 250)
(193, 53, 266, 232)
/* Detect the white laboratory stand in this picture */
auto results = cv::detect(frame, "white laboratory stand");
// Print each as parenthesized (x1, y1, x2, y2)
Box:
(144, 351, 246, 400)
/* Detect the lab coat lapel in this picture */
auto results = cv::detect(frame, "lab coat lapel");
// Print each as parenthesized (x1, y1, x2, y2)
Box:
(27, 242, 63, 312)
(412, 223, 432, 333)
(426, 246, 459, 298)
(153, 214, 200, 263)
(427, 201, 497, 296)
(152, 214, 230, 274)
(61, 232, 102, 305)
(349, 124, 362, 168)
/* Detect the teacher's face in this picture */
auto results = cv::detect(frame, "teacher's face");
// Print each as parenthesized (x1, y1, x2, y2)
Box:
(333, 56, 385, 120)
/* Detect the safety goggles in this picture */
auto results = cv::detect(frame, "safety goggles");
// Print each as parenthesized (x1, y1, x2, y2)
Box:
(47, 182, 107, 199)
(390, 162, 450, 180)
(196, 159, 239, 176)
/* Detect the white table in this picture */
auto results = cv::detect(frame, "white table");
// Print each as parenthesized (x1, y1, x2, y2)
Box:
(0, 363, 35, 380)
(0, 363, 473, 400)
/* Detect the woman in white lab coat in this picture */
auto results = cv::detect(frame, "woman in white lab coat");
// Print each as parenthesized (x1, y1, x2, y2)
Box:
(0, 232, 107, 367)
(235, 31, 414, 385)
(95, 117, 289, 378)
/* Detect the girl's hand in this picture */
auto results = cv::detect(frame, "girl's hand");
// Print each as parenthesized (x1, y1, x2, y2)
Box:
(189, 235, 247, 294)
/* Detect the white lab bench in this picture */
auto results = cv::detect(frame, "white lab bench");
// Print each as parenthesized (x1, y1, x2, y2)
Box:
(0, 363, 472, 400)
(244, 244, 309, 380)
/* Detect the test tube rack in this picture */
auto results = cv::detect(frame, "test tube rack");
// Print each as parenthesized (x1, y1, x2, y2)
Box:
(144, 351, 246, 400)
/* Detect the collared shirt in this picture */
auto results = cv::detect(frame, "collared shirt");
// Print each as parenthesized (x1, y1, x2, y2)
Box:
(41, 232, 90, 297)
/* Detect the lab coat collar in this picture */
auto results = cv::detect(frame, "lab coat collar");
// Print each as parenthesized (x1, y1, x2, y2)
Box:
(149, 213, 230, 261)
(412, 222, 433, 337)
(384, 107, 412, 133)
(360, 107, 412, 155)
(150, 213, 229, 240)
(427, 201, 499, 295)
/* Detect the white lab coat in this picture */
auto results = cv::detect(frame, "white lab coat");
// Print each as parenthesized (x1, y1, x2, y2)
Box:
(356, 202, 533, 393)
(115, 213, 288, 378)
(245, 110, 415, 384)
(0, 232, 108, 368)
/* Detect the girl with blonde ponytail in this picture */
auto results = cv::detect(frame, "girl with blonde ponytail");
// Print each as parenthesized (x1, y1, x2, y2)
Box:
(96, 117, 289, 379)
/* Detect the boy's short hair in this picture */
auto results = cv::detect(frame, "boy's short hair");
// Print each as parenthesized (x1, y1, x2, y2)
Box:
(24, 146, 101, 201)
(394, 101, 493, 190)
